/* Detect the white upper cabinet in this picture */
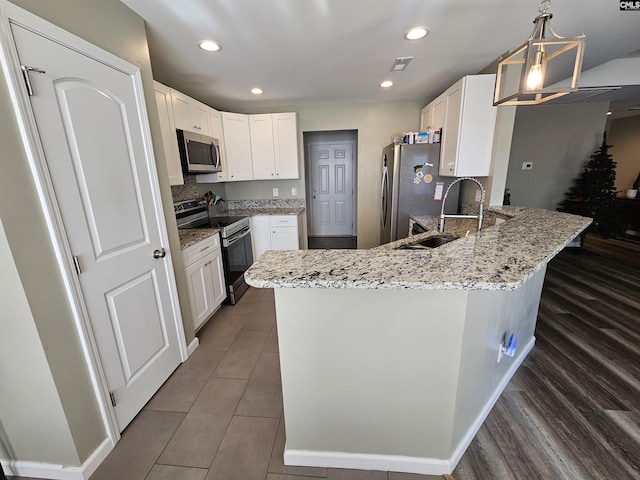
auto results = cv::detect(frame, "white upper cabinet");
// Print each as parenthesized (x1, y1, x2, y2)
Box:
(250, 114, 277, 180)
(170, 88, 213, 136)
(221, 112, 254, 181)
(153, 81, 183, 185)
(249, 112, 299, 180)
(419, 97, 445, 132)
(423, 74, 497, 177)
(272, 112, 299, 179)
(223, 112, 299, 182)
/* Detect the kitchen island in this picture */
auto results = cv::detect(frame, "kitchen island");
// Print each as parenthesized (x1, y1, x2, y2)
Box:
(244, 207, 591, 475)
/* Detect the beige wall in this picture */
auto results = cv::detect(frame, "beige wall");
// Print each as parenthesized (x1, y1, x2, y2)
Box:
(608, 115, 640, 193)
(505, 102, 610, 210)
(1, 0, 192, 466)
(0, 217, 79, 466)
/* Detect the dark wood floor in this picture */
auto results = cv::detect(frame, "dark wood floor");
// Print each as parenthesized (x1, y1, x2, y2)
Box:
(453, 235, 640, 480)
(308, 235, 357, 249)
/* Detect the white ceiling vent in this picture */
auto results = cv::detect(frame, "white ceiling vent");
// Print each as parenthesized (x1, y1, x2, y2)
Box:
(390, 57, 413, 71)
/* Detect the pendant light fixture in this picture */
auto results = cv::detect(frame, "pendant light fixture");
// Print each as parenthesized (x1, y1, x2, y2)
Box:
(493, 0, 585, 106)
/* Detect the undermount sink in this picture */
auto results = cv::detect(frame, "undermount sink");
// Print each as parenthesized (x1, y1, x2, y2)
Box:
(397, 235, 459, 250)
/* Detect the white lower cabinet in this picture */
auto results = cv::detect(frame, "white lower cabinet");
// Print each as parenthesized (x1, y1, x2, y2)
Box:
(251, 215, 299, 259)
(182, 234, 226, 331)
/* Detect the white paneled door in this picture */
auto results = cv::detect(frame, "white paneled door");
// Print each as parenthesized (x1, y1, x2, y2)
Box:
(309, 143, 354, 236)
(10, 23, 183, 431)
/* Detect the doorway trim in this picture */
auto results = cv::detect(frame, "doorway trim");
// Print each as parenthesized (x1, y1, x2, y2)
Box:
(0, 2, 188, 477)
(304, 130, 358, 237)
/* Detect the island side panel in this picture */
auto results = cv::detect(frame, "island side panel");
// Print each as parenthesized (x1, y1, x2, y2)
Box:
(450, 266, 547, 461)
(274, 287, 467, 466)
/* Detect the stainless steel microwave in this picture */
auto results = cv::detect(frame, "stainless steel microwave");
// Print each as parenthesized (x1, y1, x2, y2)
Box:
(176, 129, 222, 174)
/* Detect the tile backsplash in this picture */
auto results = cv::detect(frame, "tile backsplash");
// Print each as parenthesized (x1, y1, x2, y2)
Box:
(170, 175, 200, 203)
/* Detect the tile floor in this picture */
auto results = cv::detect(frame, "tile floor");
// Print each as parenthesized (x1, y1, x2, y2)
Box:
(80, 287, 442, 480)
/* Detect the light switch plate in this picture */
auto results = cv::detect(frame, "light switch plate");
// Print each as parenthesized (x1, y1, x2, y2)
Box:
(522, 162, 533, 170)
(291, 187, 297, 196)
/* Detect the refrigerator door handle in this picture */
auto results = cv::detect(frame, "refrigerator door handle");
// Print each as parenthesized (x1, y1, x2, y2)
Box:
(381, 165, 388, 229)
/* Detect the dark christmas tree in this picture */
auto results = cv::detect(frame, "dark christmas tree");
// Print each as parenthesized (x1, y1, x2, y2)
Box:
(558, 132, 620, 238)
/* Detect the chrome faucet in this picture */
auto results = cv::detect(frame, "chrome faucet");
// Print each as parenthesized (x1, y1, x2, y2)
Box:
(439, 177, 486, 233)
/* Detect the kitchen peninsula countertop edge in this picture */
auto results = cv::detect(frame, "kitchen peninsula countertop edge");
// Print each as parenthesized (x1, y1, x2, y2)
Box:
(244, 207, 591, 291)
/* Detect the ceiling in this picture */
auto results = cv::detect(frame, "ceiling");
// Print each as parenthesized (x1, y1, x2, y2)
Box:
(121, 0, 640, 117)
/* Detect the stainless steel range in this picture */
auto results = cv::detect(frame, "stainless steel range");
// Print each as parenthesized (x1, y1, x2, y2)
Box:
(174, 200, 254, 305)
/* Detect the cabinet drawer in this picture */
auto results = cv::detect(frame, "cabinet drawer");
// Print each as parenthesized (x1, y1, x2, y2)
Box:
(182, 234, 221, 267)
(269, 215, 297, 227)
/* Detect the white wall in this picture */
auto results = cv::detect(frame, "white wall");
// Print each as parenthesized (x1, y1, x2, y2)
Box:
(505, 102, 610, 210)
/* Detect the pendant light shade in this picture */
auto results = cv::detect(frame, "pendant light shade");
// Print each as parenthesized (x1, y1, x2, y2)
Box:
(493, 0, 585, 106)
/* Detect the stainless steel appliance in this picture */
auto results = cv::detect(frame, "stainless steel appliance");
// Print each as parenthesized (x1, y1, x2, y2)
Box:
(174, 200, 253, 305)
(380, 143, 460, 244)
(176, 129, 222, 174)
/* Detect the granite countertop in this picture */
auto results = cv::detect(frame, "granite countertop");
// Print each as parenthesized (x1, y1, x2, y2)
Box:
(217, 207, 305, 217)
(244, 207, 592, 291)
(178, 228, 221, 250)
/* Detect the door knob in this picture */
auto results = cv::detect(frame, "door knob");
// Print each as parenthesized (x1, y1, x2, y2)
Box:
(153, 248, 166, 259)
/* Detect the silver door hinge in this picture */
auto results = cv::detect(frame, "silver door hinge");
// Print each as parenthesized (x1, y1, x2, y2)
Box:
(109, 392, 117, 407)
(73, 255, 82, 275)
(20, 65, 46, 96)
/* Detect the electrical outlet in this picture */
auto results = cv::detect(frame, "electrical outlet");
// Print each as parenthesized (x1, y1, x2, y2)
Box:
(291, 187, 297, 196)
(272, 188, 279, 197)
(522, 162, 533, 170)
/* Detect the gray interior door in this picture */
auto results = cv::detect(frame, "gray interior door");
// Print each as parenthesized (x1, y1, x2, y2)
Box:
(309, 142, 354, 236)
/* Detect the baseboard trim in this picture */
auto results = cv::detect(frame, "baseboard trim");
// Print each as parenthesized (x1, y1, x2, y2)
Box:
(284, 447, 451, 476)
(1, 437, 113, 480)
(448, 336, 535, 471)
(187, 336, 199, 357)
(284, 337, 536, 476)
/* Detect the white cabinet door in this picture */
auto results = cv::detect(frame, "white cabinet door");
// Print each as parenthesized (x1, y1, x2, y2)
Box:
(192, 100, 213, 136)
(182, 235, 225, 331)
(431, 97, 446, 132)
(170, 89, 212, 135)
(196, 109, 227, 184)
(251, 215, 272, 259)
(154, 81, 183, 185)
(208, 247, 227, 308)
(250, 114, 276, 179)
(184, 255, 216, 331)
(420, 105, 432, 131)
(222, 112, 254, 181)
(170, 89, 192, 131)
(438, 75, 497, 177)
(272, 112, 299, 179)
(440, 82, 463, 176)
(271, 227, 299, 250)
(270, 215, 299, 250)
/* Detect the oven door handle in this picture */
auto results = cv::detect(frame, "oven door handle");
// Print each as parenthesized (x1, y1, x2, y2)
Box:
(223, 226, 251, 246)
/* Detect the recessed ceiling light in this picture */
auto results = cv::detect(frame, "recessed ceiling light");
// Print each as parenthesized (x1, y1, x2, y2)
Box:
(251, 88, 263, 95)
(380, 81, 394, 88)
(198, 40, 221, 52)
(404, 27, 430, 41)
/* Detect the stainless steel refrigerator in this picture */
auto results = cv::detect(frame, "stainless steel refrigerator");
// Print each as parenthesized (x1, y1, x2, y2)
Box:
(380, 143, 460, 244)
